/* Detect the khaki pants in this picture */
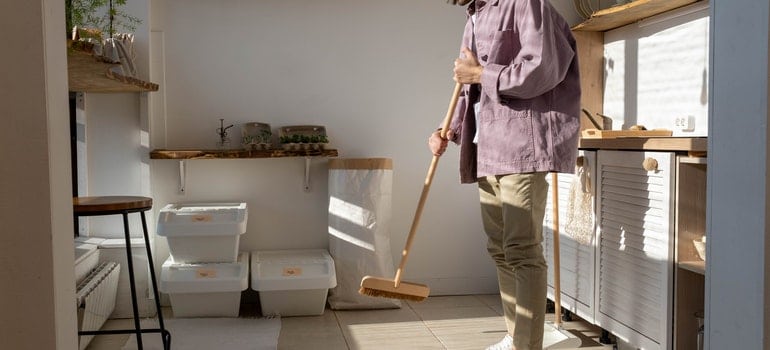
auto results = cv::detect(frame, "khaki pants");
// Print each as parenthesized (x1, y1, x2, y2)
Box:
(478, 173, 548, 350)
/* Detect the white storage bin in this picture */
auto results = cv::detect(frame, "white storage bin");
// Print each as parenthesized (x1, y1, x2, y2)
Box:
(160, 252, 248, 318)
(157, 203, 248, 263)
(251, 249, 337, 317)
(75, 236, 155, 318)
(74, 242, 100, 284)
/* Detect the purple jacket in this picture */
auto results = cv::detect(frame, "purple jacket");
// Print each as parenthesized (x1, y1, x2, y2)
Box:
(449, 0, 581, 184)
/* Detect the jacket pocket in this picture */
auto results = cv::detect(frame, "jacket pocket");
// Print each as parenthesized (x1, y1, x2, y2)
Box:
(488, 29, 517, 64)
(477, 106, 534, 164)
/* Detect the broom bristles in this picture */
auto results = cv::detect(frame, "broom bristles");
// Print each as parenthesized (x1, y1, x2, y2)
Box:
(358, 286, 428, 302)
(358, 275, 430, 302)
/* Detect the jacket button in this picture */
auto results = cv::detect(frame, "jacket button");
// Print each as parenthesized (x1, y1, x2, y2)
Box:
(481, 55, 488, 62)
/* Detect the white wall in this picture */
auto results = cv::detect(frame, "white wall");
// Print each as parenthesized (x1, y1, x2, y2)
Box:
(78, 0, 153, 238)
(0, 0, 78, 348)
(707, 0, 770, 348)
(603, 2, 709, 136)
(82, 0, 587, 296)
(147, 0, 501, 294)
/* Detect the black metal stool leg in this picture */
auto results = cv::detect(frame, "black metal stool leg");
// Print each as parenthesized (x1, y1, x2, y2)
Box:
(140, 211, 171, 350)
(123, 213, 144, 349)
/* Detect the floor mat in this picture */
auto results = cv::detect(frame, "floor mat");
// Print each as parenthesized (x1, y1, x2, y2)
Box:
(121, 317, 281, 350)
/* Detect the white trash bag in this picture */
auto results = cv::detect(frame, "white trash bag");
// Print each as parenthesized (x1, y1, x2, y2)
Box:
(327, 158, 401, 309)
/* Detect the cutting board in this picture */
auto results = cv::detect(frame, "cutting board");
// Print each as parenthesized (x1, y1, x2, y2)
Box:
(581, 129, 673, 139)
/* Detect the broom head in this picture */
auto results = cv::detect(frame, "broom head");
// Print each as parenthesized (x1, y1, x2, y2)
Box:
(358, 275, 430, 302)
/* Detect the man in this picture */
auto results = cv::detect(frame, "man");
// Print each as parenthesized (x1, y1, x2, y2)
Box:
(430, 1, 581, 349)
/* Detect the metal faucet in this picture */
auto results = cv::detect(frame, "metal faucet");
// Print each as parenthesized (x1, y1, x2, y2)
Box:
(216, 118, 233, 147)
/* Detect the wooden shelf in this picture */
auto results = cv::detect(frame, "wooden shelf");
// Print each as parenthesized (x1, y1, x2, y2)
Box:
(579, 137, 707, 152)
(150, 148, 339, 160)
(68, 47, 159, 93)
(678, 260, 705, 275)
(572, 0, 701, 32)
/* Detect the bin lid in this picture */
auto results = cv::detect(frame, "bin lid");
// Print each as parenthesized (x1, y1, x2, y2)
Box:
(99, 238, 147, 249)
(251, 249, 337, 291)
(157, 202, 248, 237)
(74, 236, 106, 245)
(160, 252, 248, 293)
(74, 242, 98, 265)
(75, 236, 146, 248)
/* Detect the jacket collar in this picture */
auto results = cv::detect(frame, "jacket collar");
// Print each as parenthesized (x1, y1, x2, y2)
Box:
(467, 0, 499, 16)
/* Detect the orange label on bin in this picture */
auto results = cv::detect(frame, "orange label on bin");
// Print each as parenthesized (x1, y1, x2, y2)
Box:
(190, 214, 213, 222)
(282, 267, 302, 276)
(196, 268, 217, 278)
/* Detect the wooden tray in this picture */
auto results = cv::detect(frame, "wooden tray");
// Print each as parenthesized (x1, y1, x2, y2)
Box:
(581, 129, 672, 139)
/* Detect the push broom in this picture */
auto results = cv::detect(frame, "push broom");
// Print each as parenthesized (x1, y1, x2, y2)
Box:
(359, 82, 462, 302)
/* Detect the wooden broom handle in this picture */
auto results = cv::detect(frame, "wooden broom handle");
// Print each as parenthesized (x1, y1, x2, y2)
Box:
(552, 172, 563, 328)
(394, 82, 462, 287)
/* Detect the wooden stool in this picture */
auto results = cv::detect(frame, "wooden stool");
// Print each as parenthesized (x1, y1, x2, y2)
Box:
(74, 196, 170, 350)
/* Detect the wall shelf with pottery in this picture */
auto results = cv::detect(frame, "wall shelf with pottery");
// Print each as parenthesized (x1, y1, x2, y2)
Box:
(148, 147, 338, 192)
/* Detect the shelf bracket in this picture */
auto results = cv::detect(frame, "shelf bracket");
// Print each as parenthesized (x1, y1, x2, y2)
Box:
(179, 160, 186, 194)
(303, 157, 311, 192)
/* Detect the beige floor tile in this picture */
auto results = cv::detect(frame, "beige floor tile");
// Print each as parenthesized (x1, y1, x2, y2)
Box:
(474, 293, 504, 315)
(414, 305, 500, 322)
(407, 295, 487, 310)
(343, 321, 445, 350)
(84, 296, 613, 350)
(425, 315, 509, 350)
(334, 306, 422, 324)
(278, 311, 347, 350)
(335, 307, 444, 350)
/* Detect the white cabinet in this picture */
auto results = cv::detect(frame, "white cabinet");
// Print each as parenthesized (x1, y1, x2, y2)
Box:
(546, 147, 705, 349)
(594, 150, 675, 350)
(545, 150, 597, 324)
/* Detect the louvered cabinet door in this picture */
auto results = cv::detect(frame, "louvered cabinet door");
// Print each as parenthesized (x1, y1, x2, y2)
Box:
(545, 150, 597, 323)
(594, 150, 675, 350)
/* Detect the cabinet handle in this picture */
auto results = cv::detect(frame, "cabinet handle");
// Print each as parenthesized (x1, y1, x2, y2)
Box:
(576, 156, 585, 167)
(642, 157, 659, 172)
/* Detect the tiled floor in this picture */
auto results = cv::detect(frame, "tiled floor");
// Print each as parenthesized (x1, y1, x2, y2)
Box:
(86, 294, 615, 350)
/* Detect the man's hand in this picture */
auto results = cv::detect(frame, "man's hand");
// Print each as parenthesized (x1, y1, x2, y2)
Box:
(454, 47, 483, 84)
(428, 129, 455, 156)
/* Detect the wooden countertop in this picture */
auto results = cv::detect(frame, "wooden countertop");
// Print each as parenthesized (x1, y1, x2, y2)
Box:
(579, 137, 707, 152)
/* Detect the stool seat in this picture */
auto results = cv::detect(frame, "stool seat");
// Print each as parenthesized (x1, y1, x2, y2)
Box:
(73, 196, 152, 215)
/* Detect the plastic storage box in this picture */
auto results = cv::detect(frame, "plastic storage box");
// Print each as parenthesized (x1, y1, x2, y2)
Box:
(74, 242, 100, 284)
(160, 252, 248, 317)
(75, 236, 155, 318)
(251, 249, 337, 317)
(157, 203, 248, 263)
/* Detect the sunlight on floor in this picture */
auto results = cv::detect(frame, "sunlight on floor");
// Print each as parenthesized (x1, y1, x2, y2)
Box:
(86, 294, 616, 350)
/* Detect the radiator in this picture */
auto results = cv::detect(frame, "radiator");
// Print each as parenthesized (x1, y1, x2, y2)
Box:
(77, 261, 120, 350)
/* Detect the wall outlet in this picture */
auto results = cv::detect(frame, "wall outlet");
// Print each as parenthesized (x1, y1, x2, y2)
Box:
(674, 115, 695, 132)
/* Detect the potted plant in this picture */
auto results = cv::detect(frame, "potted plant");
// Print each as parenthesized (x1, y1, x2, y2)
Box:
(67, 0, 140, 39)
(318, 135, 329, 149)
(280, 135, 300, 151)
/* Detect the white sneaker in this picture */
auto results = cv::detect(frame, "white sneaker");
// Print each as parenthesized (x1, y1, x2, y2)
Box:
(486, 334, 513, 350)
